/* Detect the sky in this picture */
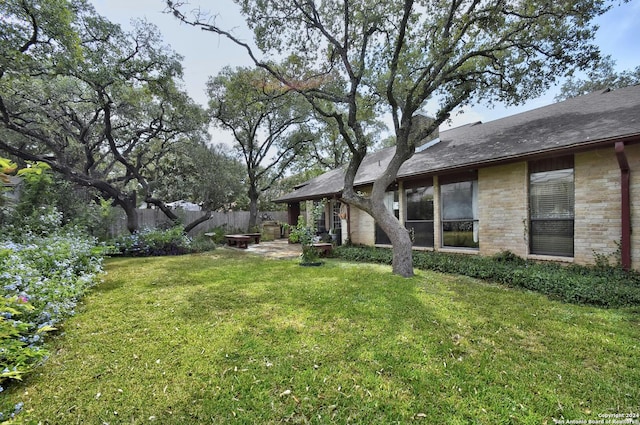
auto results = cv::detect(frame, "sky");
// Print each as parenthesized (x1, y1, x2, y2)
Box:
(91, 0, 640, 144)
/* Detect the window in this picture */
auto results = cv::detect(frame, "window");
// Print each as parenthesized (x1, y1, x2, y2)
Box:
(441, 177, 479, 248)
(331, 201, 342, 245)
(405, 184, 434, 247)
(331, 201, 342, 232)
(529, 157, 574, 257)
(313, 200, 326, 233)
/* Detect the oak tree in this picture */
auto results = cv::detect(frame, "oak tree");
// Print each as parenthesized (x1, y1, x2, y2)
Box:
(555, 56, 640, 101)
(207, 66, 313, 230)
(170, 0, 617, 276)
(0, 0, 227, 233)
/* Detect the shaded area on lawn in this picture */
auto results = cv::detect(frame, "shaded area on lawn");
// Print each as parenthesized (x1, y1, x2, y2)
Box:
(334, 245, 640, 308)
(2, 251, 638, 424)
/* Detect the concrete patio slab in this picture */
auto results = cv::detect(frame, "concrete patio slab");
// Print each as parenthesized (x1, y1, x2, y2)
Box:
(243, 238, 302, 259)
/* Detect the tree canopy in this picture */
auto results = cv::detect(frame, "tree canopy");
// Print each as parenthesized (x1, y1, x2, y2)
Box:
(207, 65, 313, 230)
(169, 0, 618, 276)
(0, 0, 243, 233)
(555, 56, 640, 101)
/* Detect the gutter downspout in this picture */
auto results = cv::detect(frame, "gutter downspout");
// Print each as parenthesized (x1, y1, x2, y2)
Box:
(615, 141, 631, 270)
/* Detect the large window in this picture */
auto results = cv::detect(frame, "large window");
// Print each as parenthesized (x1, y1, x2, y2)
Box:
(331, 201, 342, 233)
(441, 176, 479, 249)
(405, 184, 434, 247)
(529, 157, 574, 257)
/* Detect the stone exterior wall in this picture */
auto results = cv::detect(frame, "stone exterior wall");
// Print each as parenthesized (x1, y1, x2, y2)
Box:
(350, 206, 375, 246)
(574, 149, 622, 265)
(477, 162, 529, 258)
(338, 144, 640, 269)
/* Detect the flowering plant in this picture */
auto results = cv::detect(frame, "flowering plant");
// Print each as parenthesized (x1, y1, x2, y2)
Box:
(0, 222, 103, 421)
(113, 226, 193, 256)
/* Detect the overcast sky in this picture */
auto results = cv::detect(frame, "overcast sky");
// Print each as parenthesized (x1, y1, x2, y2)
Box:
(91, 0, 640, 143)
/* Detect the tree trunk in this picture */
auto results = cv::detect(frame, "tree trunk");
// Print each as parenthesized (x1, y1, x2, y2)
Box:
(118, 196, 139, 234)
(370, 192, 414, 277)
(340, 125, 417, 277)
(248, 186, 259, 232)
(184, 210, 212, 234)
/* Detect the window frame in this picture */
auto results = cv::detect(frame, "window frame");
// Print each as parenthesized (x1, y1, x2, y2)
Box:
(404, 180, 434, 248)
(439, 172, 479, 249)
(528, 156, 575, 257)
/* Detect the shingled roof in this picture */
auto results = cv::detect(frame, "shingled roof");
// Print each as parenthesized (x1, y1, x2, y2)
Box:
(277, 85, 640, 203)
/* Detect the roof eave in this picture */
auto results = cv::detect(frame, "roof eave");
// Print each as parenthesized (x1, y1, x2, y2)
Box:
(400, 133, 640, 180)
(274, 191, 344, 204)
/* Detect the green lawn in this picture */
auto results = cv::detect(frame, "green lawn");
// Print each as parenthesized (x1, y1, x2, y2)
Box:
(3, 251, 639, 424)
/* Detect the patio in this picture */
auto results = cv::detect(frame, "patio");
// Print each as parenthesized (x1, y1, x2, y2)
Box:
(243, 238, 302, 259)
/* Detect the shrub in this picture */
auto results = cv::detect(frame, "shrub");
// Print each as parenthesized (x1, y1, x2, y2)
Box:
(113, 226, 194, 256)
(333, 246, 640, 308)
(0, 226, 103, 417)
(286, 212, 324, 264)
(200, 226, 230, 245)
(189, 232, 219, 252)
(1, 297, 54, 381)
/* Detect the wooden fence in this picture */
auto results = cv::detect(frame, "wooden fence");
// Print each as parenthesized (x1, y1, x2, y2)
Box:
(107, 209, 288, 238)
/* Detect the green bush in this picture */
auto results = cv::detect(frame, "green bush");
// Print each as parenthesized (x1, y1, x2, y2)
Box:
(189, 232, 219, 252)
(333, 246, 640, 308)
(201, 226, 231, 245)
(1, 225, 103, 419)
(1, 297, 53, 382)
(4, 163, 106, 238)
(286, 213, 322, 264)
(113, 226, 194, 256)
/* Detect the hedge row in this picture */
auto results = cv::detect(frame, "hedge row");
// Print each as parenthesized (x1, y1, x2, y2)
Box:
(333, 246, 640, 308)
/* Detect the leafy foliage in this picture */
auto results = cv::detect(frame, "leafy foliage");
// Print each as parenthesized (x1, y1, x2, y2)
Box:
(0, 159, 113, 240)
(556, 56, 640, 101)
(0, 1, 214, 233)
(286, 216, 319, 264)
(334, 246, 640, 308)
(0, 223, 103, 418)
(112, 226, 196, 257)
(152, 142, 246, 214)
(286, 201, 327, 264)
(207, 66, 313, 229)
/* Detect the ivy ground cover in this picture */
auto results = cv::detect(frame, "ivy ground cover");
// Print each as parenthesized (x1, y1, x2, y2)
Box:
(2, 251, 639, 424)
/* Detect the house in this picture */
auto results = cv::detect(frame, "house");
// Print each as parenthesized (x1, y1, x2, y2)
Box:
(166, 200, 202, 211)
(276, 85, 640, 269)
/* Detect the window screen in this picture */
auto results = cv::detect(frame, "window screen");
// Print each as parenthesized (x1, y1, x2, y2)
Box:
(405, 186, 434, 247)
(529, 158, 574, 257)
(314, 200, 326, 233)
(441, 180, 479, 248)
